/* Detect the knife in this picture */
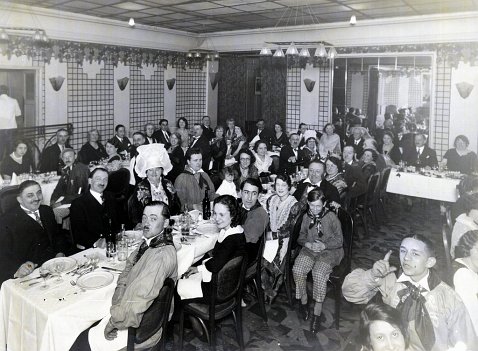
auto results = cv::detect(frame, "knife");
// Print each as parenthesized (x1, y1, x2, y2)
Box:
(100, 266, 123, 273)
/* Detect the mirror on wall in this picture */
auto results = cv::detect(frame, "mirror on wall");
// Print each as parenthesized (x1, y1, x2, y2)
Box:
(332, 54, 433, 141)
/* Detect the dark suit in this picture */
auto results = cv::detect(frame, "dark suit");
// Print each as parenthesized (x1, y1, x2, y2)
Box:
(210, 138, 227, 172)
(343, 161, 367, 198)
(293, 178, 341, 205)
(50, 162, 90, 205)
(189, 135, 211, 171)
(201, 125, 215, 141)
(109, 136, 132, 155)
(40, 143, 70, 173)
(70, 191, 120, 249)
(402, 145, 438, 168)
(279, 145, 305, 175)
(153, 130, 171, 149)
(166, 146, 186, 183)
(249, 128, 273, 148)
(346, 136, 365, 159)
(0, 205, 61, 283)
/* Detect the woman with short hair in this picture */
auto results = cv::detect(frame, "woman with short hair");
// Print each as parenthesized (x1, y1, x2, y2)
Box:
(1, 139, 33, 179)
(442, 135, 478, 174)
(318, 123, 341, 158)
(78, 129, 107, 165)
(253, 140, 273, 175)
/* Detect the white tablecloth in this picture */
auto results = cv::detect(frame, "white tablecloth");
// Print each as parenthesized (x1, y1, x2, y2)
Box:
(386, 169, 461, 203)
(0, 179, 58, 206)
(0, 230, 218, 351)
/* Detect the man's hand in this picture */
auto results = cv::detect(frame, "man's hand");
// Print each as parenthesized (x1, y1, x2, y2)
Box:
(371, 251, 397, 279)
(288, 156, 297, 163)
(104, 320, 118, 341)
(14, 261, 37, 278)
(183, 266, 198, 279)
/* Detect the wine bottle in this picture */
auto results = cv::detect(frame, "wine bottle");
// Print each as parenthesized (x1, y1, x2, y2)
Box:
(202, 188, 211, 220)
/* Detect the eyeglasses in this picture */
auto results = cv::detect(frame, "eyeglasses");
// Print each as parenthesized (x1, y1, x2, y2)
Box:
(240, 158, 251, 161)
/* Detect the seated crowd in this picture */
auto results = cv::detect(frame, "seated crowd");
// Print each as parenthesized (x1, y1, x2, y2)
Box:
(0, 112, 477, 351)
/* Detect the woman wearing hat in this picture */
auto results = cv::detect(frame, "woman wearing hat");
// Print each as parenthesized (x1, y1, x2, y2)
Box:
(128, 144, 180, 227)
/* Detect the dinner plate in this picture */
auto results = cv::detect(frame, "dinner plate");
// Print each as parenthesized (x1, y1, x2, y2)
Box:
(42, 257, 77, 274)
(77, 271, 114, 290)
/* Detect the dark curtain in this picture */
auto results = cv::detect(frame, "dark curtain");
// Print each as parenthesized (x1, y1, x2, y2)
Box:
(367, 68, 379, 131)
(218, 56, 247, 129)
(259, 57, 287, 128)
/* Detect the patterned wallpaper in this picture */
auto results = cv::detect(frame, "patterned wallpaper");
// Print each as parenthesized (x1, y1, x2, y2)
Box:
(434, 59, 452, 159)
(286, 67, 301, 133)
(176, 68, 206, 126)
(260, 57, 287, 128)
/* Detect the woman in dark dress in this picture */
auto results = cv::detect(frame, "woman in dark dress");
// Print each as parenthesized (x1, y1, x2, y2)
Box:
(271, 122, 289, 150)
(210, 126, 227, 172)
(166, 132, 186, 183)
(442, 135, 478, 174)
(105, 141, 121, 163)
(179, 195, 246, 300)
(78, 129, 107, 165)
(378, 130, 401, 166)
(1, 139, 33, 179)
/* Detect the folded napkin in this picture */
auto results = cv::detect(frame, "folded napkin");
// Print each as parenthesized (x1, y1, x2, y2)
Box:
(177, 273, 204, 300)
(10, 172, 18, 185)
(263, 239, 279, 263)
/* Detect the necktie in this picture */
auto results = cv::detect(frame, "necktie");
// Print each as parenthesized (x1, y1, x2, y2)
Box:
(417, 148, 421, 158)
(396, 282, 435, 350)
(100, 193, 105, 204)
(134, 239, 149, 264)
(27, 210, 43, 227)
(164, 132, 169, 142)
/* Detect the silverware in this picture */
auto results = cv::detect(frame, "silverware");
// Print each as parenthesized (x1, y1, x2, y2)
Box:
(100, 266, 123, 273)
(29, 281, 41, 287)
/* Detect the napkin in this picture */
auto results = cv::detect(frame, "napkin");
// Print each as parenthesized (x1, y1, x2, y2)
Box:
(177, 273, 204, 300)
(10, 172, 18, 185)
(263, 239, 279, 263)
(89, 314, 127, 351)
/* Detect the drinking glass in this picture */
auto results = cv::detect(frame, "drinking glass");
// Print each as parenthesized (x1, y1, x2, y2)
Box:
(117, 239, 128, 261)
(106, 241, 116, 261)
(39, 267, 50, 290)
(54, 263, 65, 282)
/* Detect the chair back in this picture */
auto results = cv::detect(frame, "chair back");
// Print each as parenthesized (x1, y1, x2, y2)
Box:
(441, 224, 453, 284)
(246, 231, 265, 280)
(0, 185, 19, 215)
(336, 208, 354, 274)
(212, 254, 247, 305)
(379, 167, 391, 193)
(365, 172, 380, 205)
(106, 168, 130, 197)
(130, 277, 175, 345)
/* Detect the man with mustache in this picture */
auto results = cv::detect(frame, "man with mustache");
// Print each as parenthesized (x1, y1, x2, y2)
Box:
(0, 180, 65, 283)
(70, 167, 120, 250)
(342, 234, 477, 350)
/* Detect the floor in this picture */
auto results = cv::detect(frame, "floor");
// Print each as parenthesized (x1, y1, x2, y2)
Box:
(168, 197, 446, 351)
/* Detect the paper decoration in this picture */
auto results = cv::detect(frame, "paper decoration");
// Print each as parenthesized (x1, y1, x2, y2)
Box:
(455, 81, 474, 99)
(303, 78, 316, 92)
(166, 78, 176, 90)
(49, 76, 65, 91)
(117, 77, 129, 91)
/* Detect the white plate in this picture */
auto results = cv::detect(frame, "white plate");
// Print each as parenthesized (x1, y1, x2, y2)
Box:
(77, 271, 114, 290)
(42, 257, 77, 274)
(196, 222, 219, 234)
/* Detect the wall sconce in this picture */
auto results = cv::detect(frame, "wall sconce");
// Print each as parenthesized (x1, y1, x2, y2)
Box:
(209, 72, 219, 90)
(49, 76, 65, 91)
(166, 78, 176, 90)
(117, 77, 129, 91)
(456, 81, 474, 99)
(303, 78, 316, 93)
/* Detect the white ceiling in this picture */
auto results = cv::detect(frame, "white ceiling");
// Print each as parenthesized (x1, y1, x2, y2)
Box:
(11, 0, 478, 33)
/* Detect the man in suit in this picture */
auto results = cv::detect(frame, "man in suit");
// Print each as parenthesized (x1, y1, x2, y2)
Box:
(188, 123, 211, 172)
(144, 123, 158, 144)
(0, 180, 65, 283)
(402, 133, 438, 169)
(346, 126, 366, 159)
(279, 133, 305, 175)
(129, 132, 146, 186)
(342, 145, 367, 204)
(40, 128, 71, 173)
(109, 124, 132, 158)
(153, 119, 171, 149)
(293, 159, 340, 207)
(249, 119, 273, 149)
(201, 115, 215, 141)
(70, 167, 120, 250)
(50, 148, 89, 225)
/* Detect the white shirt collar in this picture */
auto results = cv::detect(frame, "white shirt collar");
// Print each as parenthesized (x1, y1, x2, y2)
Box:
(396, 271, 431, 292)
(218, 225, 244, 243)
(142, 230, 163, 246)
(417, 146, 424, 153)
(304, 177, 321, 187)
(115, 135, 123, 142)
(90, 189, 103, 204)
(187, 167, 204, 175)
(20, 204, 38, 215)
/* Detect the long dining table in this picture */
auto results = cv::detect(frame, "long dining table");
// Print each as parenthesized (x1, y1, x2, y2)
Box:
(0, 223, 218, 351)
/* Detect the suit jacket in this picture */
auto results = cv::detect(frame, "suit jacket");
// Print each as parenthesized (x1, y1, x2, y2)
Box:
(402, 145, 438, 168)
(109, 136, 132, 154)
(201, 125, 215, 141)
(50, 162, 90, 205)
(70, 191, 120, 249)
(343, 161, 368, 198)
(293, 178, 341, 204)
(248, 128, 273, 148)
(166, 146, 186, 183)
(153, 130, 171, 149)
(189, 135, 211, 171)
(210, 138, 227, 172)
(346, 136, 365, 159)
(0, 205, 61, 283)
(40, 143, 70, 173)
(279, 145, 306, 175)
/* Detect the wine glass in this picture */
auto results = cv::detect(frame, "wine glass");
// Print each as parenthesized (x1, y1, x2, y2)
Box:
(54, 263, 65, 282)
(39, 267, 50, 290)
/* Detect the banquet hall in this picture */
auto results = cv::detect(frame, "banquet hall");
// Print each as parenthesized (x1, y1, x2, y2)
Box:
(1, 1, 478, 350)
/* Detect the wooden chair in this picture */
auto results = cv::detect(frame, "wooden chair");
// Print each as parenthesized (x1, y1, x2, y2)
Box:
(352, 172, 380, 236)
(441, 224, 454, 285)
(378, 167, 392, 218)
(244, 232, 267, 322)
(0, 185, 19, 215)
(127, 277, 175, 351)
(328, 208, 354, 329)
(178, 254, 248, 351)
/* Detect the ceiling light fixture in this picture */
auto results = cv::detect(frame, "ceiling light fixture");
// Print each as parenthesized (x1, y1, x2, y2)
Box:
(350, 15, 357, 25)
(285, 42, 299, 56)
(0, 27, 49, 44)
(299, 48, 310, 58)
(273, 48, 285, 58)
(128, 18, 135, 27)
